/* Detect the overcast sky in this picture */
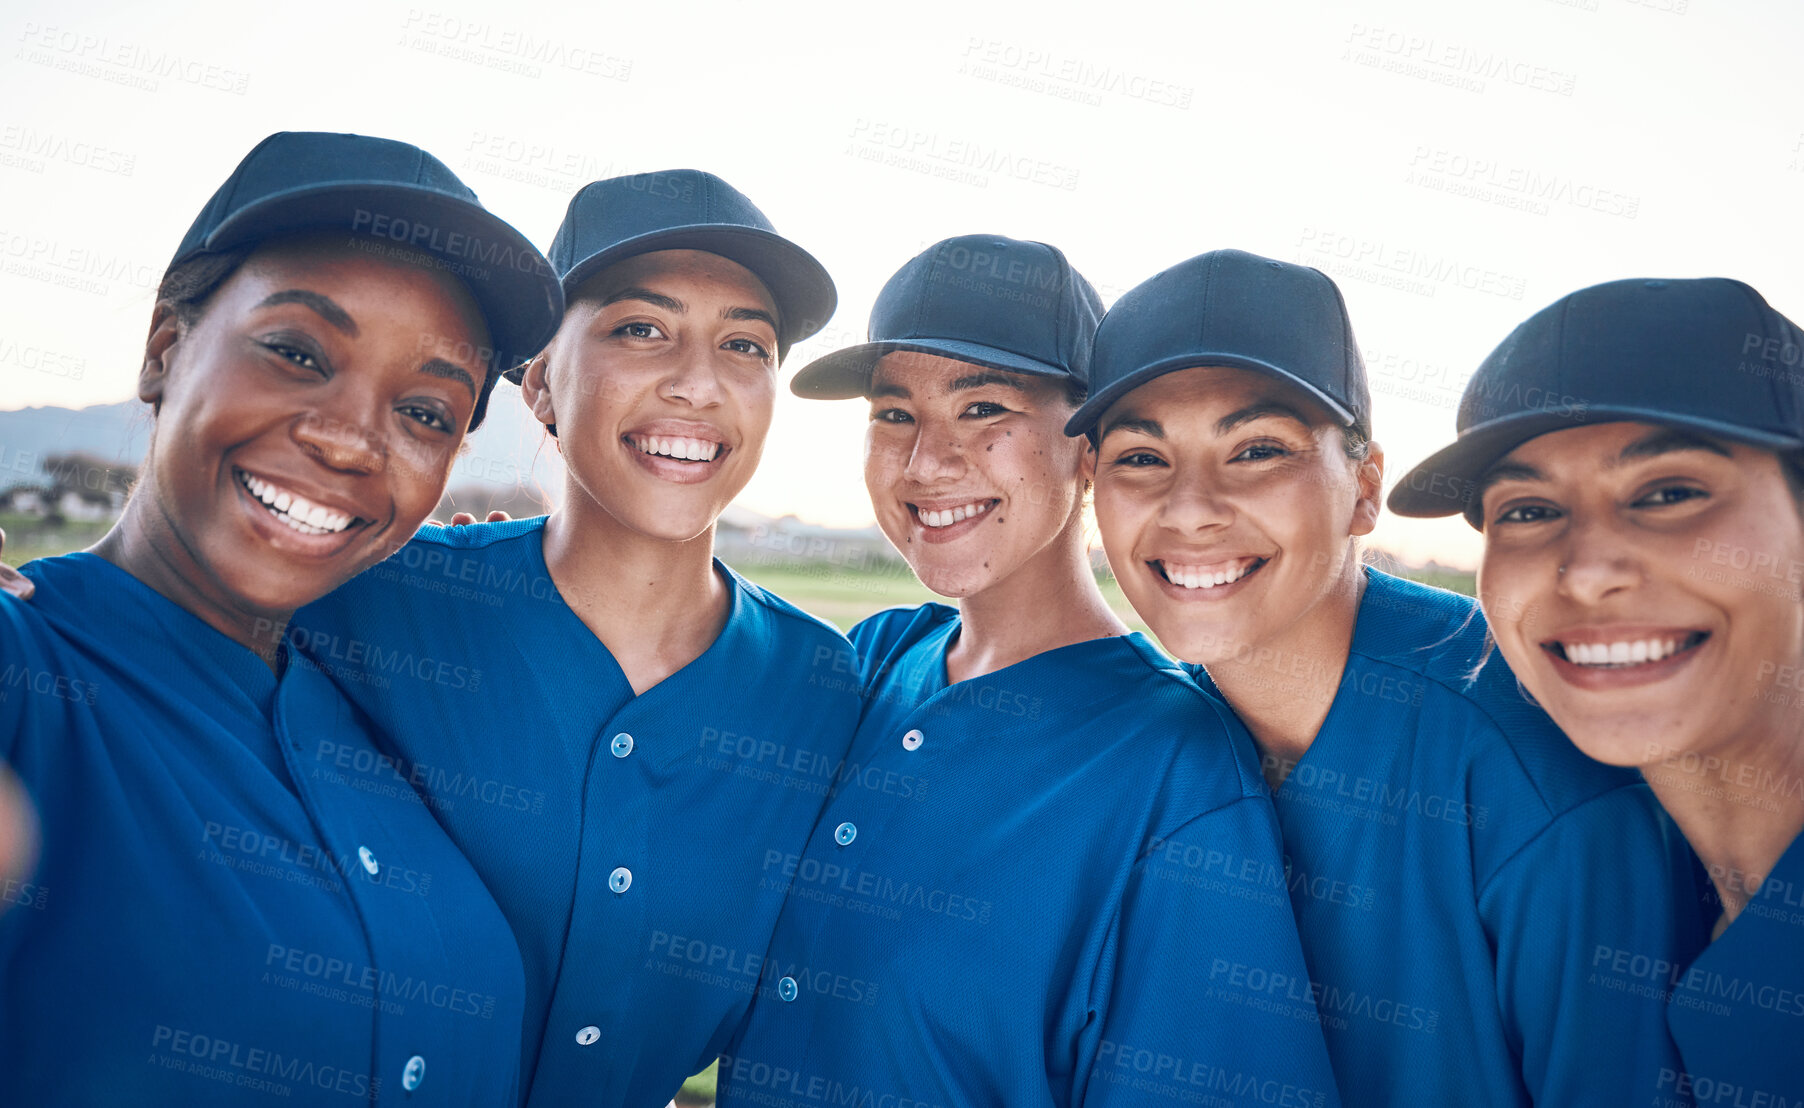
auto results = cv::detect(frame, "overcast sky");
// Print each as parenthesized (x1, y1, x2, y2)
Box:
(4, 0, 1801, 567)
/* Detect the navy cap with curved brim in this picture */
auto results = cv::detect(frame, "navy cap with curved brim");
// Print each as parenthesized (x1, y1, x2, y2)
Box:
(793, 234, 1102, 400)
(1389, 277, 1804, 529)
(1065, 249, 1368, 439)
(514, 169, 835, 382)
(172, 131, 563, 381)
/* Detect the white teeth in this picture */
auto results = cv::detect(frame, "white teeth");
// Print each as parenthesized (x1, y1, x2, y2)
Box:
(917, 500, 993, 528)
(633, 435, 721, 462)
(1559, 637, 1686, 667)
(1162, 560, 1256, 590)
(237, 470, 354, 535)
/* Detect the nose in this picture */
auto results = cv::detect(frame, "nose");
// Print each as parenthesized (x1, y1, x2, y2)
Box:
(1154, 465, 1233, 535)
(1557, 512, 1643, 605)
(292, 409, 384, 475)
(660, 340, 725, 408)
(902, 418, 965, 484)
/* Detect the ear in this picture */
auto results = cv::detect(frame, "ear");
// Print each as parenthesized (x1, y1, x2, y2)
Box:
(519, 353, 558, 431)
(1349, 440, 1385, 538)
(1078, 441, 1098, 484)
(139, 302, 184, 409)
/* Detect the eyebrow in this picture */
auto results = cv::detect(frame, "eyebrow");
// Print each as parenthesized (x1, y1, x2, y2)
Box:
(1099, 414, 1164, 441)
(418, 358, 476, 398)
(1477, 429, 1734, 500)
(1619, 427, 1733, 462)
(724, 306, 779, 331)
(257, 290, 357, 336)
(949, 371, 1029, 393)
(599, 286, 684, 313)
(1216, 401, 1312, 435)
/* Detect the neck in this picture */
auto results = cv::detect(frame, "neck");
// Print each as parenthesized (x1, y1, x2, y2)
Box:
(540, 479, 729, 695)
(1642, 712, 1804, 934)
(1205, 555, 1367, 789)
(92, 496, 289, 669)
(945, 515, 1126, 684)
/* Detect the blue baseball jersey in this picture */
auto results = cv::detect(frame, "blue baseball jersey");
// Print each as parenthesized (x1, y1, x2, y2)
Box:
(0, 552, 524, 1106)
(1665, 830, 1804, 1104)
(719, 603, 1341, 1108)
(293, 517, 863, 1108)
(1191, 569, 1700, 1104)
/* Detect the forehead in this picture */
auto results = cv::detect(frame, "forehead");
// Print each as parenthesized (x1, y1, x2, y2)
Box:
(868, 350, 1052, 398)
(576, 248, 778, 315)
(231, 236, 488, 336)
(1101, 365, 1334, 428)
(1494, 421, 1721, 471)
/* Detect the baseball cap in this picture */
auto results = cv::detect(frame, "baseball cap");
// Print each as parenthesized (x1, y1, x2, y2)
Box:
(1389, 277, 1804, 528)
(522, 169, 836, 381)
(1066, 248, 1368, 438)
(173, 131, 563, 378)
(793, 234, 1103, 400)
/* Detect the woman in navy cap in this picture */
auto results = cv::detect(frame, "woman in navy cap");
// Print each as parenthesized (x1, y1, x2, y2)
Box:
(290, 171, 864, 1108)
(717, 235, 1339, 1107)
(1074, 249, 1698, 1104)
(1392, 276, 1804, 1101)
(0, 130, 563, 1104)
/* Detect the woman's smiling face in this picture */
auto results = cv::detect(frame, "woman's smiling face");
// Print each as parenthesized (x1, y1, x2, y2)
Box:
(1089, 366, 1381, 667)
(862, 350, 1087, 599)
(138, 236, 491, 616)
(525, 249, 780, 544)
(1477, 421, 1804, 771)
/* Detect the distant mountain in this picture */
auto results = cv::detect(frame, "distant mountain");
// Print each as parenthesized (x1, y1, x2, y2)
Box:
(0, 401, 149, 485)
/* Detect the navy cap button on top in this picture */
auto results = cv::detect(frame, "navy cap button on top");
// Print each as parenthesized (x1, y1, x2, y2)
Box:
(835, 822, 857, 846)
(611, 732, 634, 758)
(609, 867, 632, 894)
(401, 1055, 425, 1092)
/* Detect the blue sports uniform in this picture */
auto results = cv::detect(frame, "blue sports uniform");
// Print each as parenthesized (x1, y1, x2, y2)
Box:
(0, 553, 524, 1106)
(1665, 831, 1804, 1104)
(294, 517, 862, 1108)
(720, 603, 1342, 1108)
(1190, 569, 1699, 1105)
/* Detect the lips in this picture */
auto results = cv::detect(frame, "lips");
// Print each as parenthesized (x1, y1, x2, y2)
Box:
(1153, 556, 1266, 590)
(235, 468, 361, 536)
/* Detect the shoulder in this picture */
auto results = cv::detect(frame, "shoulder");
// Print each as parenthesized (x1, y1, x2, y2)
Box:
(718, 562, 854, 652)
(409, 515, 550, 552)
(1111, 635, 1269, 806)
(1354, 570, 1648, 846)
(847, 603, 958, 662)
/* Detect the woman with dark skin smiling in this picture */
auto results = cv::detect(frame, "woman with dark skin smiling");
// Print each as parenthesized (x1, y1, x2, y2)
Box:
(0, 131, 563, 1105)
(1392, 276, 1804, 1101)
(1077, 250, 1699, 1105)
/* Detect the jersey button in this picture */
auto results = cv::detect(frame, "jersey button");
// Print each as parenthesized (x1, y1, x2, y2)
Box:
(357, 845, 380, 877)
(575, 1025, 601, 1046)
(610, 732, 634, 758)
(777, 976, 799, 1002)
(609, 867, 633, 894)
(834, 822, 857, 846)
(401, 1055, 425, 1092)
(902, 729, 924, 751)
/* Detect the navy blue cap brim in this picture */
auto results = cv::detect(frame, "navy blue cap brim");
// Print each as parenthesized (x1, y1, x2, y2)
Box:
(1389, 406, 1804, 528)
(1063, 352, 1358, 438)
(192, 181, 563, 377)
(551, 223, 835, 359)
(791, 338, 1076, 400)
